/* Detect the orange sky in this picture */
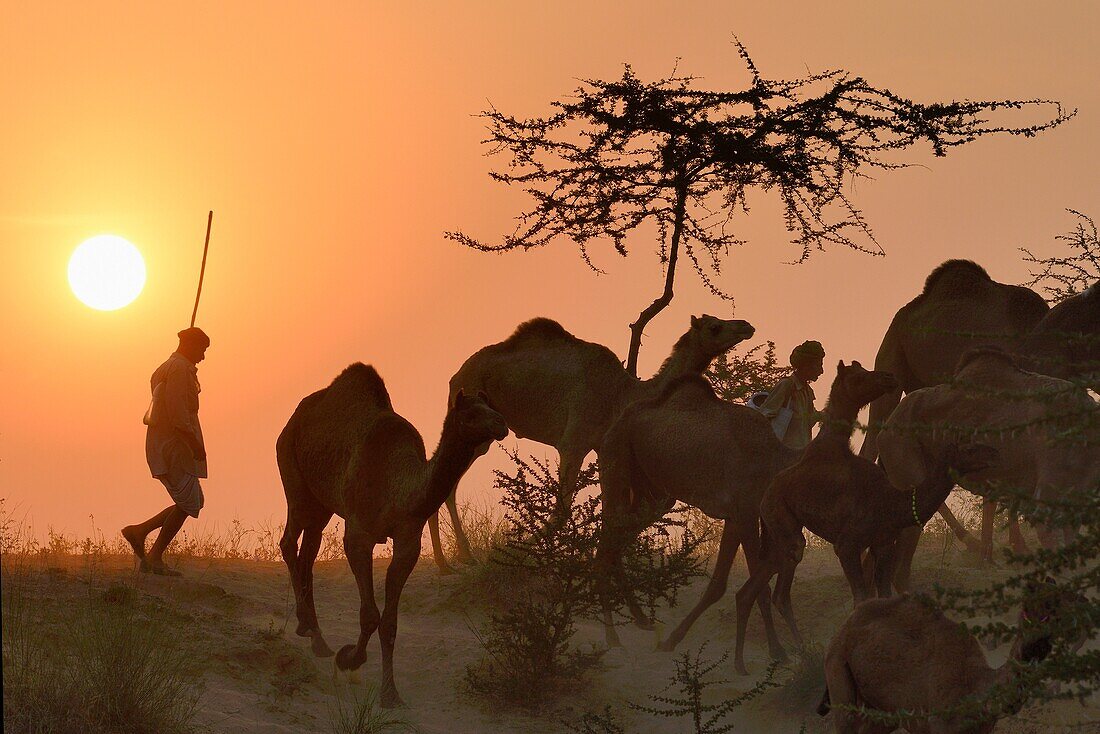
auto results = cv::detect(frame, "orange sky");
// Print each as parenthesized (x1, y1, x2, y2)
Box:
(2, 2, 1098, 540)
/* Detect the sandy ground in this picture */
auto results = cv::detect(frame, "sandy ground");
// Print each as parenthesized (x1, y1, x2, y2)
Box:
(4, 539, 1098, 734)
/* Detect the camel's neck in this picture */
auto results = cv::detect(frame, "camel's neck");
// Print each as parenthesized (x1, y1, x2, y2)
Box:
(419, 428, 476, 515)
(651, 339, 711, 385)
(815, 396, 861, 446)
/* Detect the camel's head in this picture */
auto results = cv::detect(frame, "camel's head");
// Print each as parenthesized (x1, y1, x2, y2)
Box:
(831, 360, 898, 409)
(687, 315, 756, 358)
(450, 389, 509, 445)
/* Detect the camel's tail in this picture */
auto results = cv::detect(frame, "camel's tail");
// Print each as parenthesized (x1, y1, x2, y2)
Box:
(816, 687, 830, 716)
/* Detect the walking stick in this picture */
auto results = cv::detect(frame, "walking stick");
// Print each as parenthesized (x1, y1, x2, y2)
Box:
(190, 210, 213, 327)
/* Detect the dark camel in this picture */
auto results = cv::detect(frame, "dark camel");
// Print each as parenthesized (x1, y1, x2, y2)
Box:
(879, 347, 1098, 592)
(819, 591, 1057, 733)
(433, 314, 756, 572)
(277, 364, 507, 706)
(859, 260, 1050, 561)
(1019, 281, 1100, 389)
(736, 363, 997, 672)
(595, 373, 796, 664)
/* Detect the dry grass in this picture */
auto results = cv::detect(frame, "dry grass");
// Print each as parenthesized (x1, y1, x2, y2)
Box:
(1, 559, 203, 734)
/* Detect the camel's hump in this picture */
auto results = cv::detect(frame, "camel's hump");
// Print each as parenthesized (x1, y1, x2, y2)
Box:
(329, 362, 393, 409)
(507, 317, 575, 342)
(921, 259, 992, 295)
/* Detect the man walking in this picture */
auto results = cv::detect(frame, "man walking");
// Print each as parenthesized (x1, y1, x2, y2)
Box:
(123, 327, 210, 576)
(759, 340, 825, 452)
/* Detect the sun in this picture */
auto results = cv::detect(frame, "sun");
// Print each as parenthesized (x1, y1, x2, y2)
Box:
(68, 235, 147, 310)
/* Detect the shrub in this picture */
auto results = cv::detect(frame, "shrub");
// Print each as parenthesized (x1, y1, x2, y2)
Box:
(2, 569, 202, 734)
(328, 684, 418, 734)
(465, 451, 708, 706)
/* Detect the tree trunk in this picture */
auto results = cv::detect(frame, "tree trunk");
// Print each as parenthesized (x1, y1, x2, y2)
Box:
(626, 187, 688, 377)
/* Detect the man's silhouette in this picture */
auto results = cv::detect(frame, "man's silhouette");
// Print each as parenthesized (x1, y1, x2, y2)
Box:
(122, 327, 210, 576)
(759, 340, 825, 451)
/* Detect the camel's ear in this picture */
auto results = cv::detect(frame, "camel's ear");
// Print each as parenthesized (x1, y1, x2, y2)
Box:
(691, 315, 700, 327)
(836, 360, 846, 372)
(852, 360, 863, 370)
(454, 389, 467, 407)
(476, 390, 491, 405)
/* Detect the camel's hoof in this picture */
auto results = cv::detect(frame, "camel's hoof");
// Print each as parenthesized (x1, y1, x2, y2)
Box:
(436, 564, 456, 576)
(656, 640, 677, 653)
(735, 663, 750, 676)
(633, 618, 655, 631)
(604, 631, 623, 648)
(458, 555, 479, 567)
(770, 647, 790, 665)
(335, 644, 366, 671)
(295, 621, 313, 638)
(311, 634, 335, 658)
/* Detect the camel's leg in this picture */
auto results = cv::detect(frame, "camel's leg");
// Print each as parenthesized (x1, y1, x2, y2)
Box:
(279, 515, 307, 632)
(595, 500, 666, 644)
(426, 511, 455, 575)
(870, 543, 897, 599)
(1008, 516, 1029, 555)
(772, 560, 802, 646)
(733, 559, 780, 676)
(445, 492, 476, 564)
(836, 543, 870, 605)
(741, 518, 786, 660)
(552, 442, 588, 524)
(335, 526, 380, 672)
(660, 520, 741, 652)
(937, 502, 984, 555)
(981, 499, 996, 563)
(891, 525, 921, 592)
(299, 522, 334, 657)
(377, 525, 422, 708)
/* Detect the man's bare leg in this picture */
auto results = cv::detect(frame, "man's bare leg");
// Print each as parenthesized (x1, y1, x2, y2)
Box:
(123, 505, 177, 568)
(145, 506, 188, 576)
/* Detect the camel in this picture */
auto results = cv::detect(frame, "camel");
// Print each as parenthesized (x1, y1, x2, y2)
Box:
(731, 361, 996, 673)
(594, 373, 795, 664)
(818, 591, 1057, 733)
(276, 363, 507, 707)
(879, 347, 1099, 591)
(860, 260, 1049, 462)
(431, 314, 756, 572)
(1019, 281, 1100, 389)
(859, 259, 1053, 562)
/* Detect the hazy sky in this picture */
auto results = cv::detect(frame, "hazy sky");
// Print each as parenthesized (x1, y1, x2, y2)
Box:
(2, 2, 1098, 540)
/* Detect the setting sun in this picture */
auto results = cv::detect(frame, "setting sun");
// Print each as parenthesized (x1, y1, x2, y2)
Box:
(67, 235, 146, 311)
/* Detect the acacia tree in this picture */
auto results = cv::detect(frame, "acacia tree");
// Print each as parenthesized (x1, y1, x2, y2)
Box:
(1022, 208, 1100, 302)
(447, 40, 1072, 376)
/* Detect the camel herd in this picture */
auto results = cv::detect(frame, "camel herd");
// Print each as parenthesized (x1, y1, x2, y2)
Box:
(277, 259, 1097, 727)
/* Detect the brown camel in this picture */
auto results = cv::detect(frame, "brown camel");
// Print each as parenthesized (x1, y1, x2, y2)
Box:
(431, 314, 756, 572)
(859, 260, 1050, 560)
(735, 362, 998, 672)
(861, 260, 1049, 461)
(879, 347, 1099, 591)
(277, 364, 507, 707)
(819, 591, 1057, 733)
(1019, 281, 1100, 390)
(594, 373, 795, 663)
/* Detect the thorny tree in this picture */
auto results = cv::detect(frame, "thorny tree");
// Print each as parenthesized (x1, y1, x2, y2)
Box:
(447, 40, 1072, 376)
(1022, 208, 1100, 303)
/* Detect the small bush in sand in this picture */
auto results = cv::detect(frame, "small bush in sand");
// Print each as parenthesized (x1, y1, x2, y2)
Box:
(566, 644, 780, 734)
(465, 452, 707, 707)
(328, 684, 419, 734)
(439, 498, 510, 562)
(2, 568, 202, 734)
(774, 642, 826, 716)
